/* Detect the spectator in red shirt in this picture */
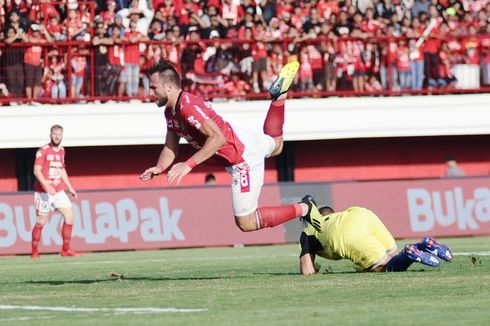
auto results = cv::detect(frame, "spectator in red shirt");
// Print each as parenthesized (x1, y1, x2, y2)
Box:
(397, 39, 412, 90)
(360, 7, 382, 37)
(422, 15, 442, 88)
(66, 8, 85, 40)
(321, 39, 338, 92)
(251, 22, 272, 93)
(223, 71, 250, 98)
(107, 25, 124, 96)
(42, 67, 54, 98)
(175, 0, 202, 30)
(4, 19, 28, 98)
(408, 17, 425, 90)
(481, 24, 490, 86)
(101, 1, 118, 26)
(299, 46, 313, 91)
(48, 55, 66, 99)
(123, 21, 149, 97)
(46, 15, 66, 41)
(318, 0, 339, 20)
(437, 42, 457, 88)
(156, 0, 176, 20)
(148, 19, 166, 40)
(25, 24, 52, 100)
(379, 25, 399, 90)
(70, 46, 88, 98)
(221, 0, 244, 26)
(462, 24, 480, 65)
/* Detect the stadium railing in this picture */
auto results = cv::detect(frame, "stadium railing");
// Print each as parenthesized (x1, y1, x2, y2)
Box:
(1, 34, 490, 105)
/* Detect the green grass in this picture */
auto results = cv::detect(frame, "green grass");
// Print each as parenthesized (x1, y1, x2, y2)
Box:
(1, 237, 489, 325)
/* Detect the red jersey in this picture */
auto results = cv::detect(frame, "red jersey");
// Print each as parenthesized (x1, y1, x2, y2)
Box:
(251, 42, 267, 60)
(397, 47, 411, 71)
(24, 39, 43, 66)
(46, 23, 63, 36)
(164, 91, 245, 165)
(34, 144, 66, 193)
(124, 31, 142, 64)
(100, 11, 116, 25)
(108, 45, 124, 65)
(424, 27, 441, 54)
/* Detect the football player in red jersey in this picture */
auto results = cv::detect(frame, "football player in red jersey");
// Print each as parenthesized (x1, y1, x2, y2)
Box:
(140, 59, 326, 233)
(31, 125, 81, 258)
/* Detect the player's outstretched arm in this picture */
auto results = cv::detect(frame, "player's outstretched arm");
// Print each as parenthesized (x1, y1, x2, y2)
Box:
(300, 254, 317, 276)
(299, 232, 319, 275)
(167, 119, 225, 184)
(140, 130, 180, 181)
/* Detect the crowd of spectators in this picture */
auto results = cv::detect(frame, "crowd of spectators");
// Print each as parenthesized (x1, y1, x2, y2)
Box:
(1, 0, 490, 103)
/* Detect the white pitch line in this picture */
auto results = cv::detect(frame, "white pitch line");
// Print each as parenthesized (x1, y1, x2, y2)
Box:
(453, 251, 490, 256)
(0, 316, 52, 322)
(0, 305, 207, 314)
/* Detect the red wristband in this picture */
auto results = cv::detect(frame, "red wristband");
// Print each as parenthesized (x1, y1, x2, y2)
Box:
(186, 158, 198, 169)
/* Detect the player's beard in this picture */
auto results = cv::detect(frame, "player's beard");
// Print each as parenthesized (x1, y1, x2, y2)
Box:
(50, 137, 62, 147)
(156, 96, 168, 108)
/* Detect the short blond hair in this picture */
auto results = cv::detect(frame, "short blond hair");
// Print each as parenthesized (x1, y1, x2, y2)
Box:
(50, 124, 63, 132)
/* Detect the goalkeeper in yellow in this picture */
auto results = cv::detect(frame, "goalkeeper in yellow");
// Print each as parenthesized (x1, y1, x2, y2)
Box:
(299, 196, 453, 275)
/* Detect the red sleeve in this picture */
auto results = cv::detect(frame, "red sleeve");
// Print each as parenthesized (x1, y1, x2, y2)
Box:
(180, 95, 211, 130)
(34, 148, 46, 166)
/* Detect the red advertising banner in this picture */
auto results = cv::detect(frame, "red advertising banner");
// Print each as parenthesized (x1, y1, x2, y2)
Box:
(330, 177, 490, 238)
(0, 186, 285, 255)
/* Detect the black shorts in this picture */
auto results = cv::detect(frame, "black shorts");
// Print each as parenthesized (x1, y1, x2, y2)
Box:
(252, 58, 267, 72)
(25, 64, 43, 87)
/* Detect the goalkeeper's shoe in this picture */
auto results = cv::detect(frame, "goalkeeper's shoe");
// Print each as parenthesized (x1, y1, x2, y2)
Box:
(418, 237, 453, 262)
(300, 195, 324, 232)
(269, 61, 300, 100)
(403, 244, 440, 267)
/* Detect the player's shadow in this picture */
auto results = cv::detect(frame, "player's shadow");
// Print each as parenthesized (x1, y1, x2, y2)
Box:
(253, 271, 359, 276)
(255, 269, 430, 276)
(23, 275, 244, 285)
(253, 272, 302, 276)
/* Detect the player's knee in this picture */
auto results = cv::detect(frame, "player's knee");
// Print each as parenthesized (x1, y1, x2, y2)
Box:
(36, 216, 48, 225)
(234, 215, 257, 232)
(61, 211, 74, 224)
(270, 139, 283, 157)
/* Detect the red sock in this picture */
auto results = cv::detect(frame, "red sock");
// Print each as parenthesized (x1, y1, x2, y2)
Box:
(31, 223, 43, 254)
(62, 223, 73, 252)
(263, 99, 285, 138)
(255, 204, 303, 229)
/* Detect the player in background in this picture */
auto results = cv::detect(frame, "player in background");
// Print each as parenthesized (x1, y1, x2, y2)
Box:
(140, 58, 325, 233)
(299, 199, 453, 275)
(31, 125, 80, 258)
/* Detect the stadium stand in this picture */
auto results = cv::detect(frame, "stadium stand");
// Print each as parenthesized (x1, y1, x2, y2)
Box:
(1, 0, 490, 104)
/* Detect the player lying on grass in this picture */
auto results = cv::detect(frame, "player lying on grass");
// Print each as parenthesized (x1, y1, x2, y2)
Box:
(140, 58, 325, 233)
(299, 198, 453, 275)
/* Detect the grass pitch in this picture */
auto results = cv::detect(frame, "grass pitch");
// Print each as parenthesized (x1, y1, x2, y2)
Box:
(1, 237, 489, 325)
